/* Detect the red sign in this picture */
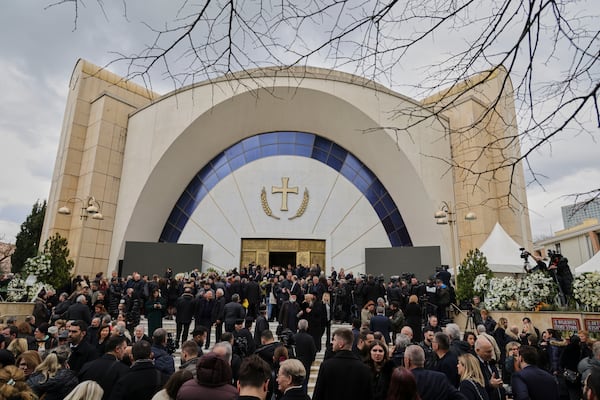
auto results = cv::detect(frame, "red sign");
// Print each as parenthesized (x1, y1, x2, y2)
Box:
(551, 318, 581, 334)
(584, 319, 600, 333)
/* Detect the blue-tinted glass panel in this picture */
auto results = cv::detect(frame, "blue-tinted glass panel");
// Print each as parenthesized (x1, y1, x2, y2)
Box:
(259, 132, 278, 145)
(390, 210, 403, 227)
(312, 148, 328, 163)
(344, 153, 362, 172)
(313, 136, 331, 151)
(279, 143, 295, 155)
(294, 145, 312, 157)
(203, 172, 219, 191)
(382, 216, 394, 233)
(381, 193, 395, 214)
(225, 142, 244, 159)
(215, 163, 232, 179)
(278, 131, 296, 143)
(340, 163, 357, 181)
(398, 227, 411, 245)
(374, 201, 388, 219)
(260, 144, 277, 157)
(356, 167, 376, 187)
(389, 232, 401, 247)
(197, 166, 212, 182)
(364, 185, 379, 204)
(369, 181, 386, 201)
(185, 176, 202, 197)
(245, 147, 261, 163)
(295, 133, 315, 146)
(211, 152, 228, 170)
(229, 154, 245, 171)
(330, 142, 346, 161)
(353, 174, 369, 193)
(242, 135, 260, 150)
(175, 217, 187, 230)
(326, 155, 343, 170)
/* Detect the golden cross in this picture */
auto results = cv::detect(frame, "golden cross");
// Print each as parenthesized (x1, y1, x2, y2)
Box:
(272, 177, 298, 211)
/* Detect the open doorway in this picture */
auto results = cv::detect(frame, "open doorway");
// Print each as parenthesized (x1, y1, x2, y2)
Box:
(269, 252, 296, 268)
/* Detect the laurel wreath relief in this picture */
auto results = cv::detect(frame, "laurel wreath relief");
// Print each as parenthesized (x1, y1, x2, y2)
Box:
(260, 187, 309, 220)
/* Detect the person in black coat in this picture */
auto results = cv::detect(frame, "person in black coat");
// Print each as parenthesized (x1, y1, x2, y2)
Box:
(66, 295, 92, 325)
(78, 335, 130, 400)
(244, 277, 261, 319)
(194, 290, 216, 349)
(511, 345, 559, 400)
(175, 288, 195, 347)
(312, 328, 373, 400)
(67, 320, 99, 374)
(110, 340, 169, 400)
(405, 295, 423, 343)
(253, 304, 270, 348)
(370, 306, 392, 344)
(223, 294, 246, 333)
(299, 294, 325, 352)
(212, 288, 227, 342)
(475, 337, 506, 400)
(404, 344, 466, 400)
(293, 319, 317, 392)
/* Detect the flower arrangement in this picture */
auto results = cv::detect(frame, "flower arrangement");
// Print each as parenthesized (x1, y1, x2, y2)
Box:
(573, 272, 600, 311)
(23, 254, 53, 284)
(474, 272, 558, 311)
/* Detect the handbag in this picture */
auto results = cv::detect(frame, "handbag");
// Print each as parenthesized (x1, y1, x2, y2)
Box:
(563, 368, 579, 383)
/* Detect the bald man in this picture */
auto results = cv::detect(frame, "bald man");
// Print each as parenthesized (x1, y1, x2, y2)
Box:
(475, 337, 506, 400)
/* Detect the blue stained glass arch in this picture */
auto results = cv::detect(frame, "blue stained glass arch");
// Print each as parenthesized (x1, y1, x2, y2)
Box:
(160, 132, 412, 247)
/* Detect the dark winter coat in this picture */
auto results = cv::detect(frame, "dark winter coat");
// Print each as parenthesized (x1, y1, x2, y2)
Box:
(27, 368, 79, 400)
(175, 292, 195, 324)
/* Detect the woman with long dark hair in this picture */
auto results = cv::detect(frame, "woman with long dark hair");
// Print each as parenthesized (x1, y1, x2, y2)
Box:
(366, 340, 395, 400)
(386, 366, 420, 400)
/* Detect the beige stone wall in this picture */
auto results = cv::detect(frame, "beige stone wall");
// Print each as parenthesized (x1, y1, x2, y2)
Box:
(41, 60, 156, 278)
(423, 67, 533, 263)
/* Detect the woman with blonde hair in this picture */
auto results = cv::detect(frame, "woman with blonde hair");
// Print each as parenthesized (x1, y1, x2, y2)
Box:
(457, 353, 489, 400)
(7, 338, 28, 359)
(15, 351, 42, 379)
(405, 295, 423, 342)
(26, 345, 78, 400)
(0, 365, 37, 400)
(63, 380, 104, 400)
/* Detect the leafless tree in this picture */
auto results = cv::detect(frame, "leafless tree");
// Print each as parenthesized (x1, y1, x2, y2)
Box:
(50, 0, 599, 206)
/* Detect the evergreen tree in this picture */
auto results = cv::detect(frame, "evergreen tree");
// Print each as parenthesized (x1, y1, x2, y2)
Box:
(11, 200, 46, 273)
(456, 248, 493, 304)
(42, 233, 74, 290)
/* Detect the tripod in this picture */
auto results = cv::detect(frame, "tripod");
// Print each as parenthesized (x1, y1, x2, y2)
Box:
(450, 303, 475, 331)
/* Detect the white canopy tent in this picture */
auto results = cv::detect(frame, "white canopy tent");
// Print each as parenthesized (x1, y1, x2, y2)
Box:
(575, 251, 600, 274)
(476, 222, 526, 274)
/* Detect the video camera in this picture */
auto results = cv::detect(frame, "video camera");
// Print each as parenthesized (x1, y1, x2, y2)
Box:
(519, 247, 530, 260)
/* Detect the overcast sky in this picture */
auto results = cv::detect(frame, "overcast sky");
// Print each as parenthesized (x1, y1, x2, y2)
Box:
(1, 1, 598, 245)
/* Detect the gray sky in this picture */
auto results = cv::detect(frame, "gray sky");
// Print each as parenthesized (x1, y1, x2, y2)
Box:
(0, 1, 598, 244)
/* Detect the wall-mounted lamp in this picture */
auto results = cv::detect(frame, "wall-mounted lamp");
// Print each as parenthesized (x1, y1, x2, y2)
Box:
(58, 196, 104, 220)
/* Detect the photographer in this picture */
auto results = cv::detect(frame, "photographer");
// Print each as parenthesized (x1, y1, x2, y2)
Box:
(523, 250, 549, 273)
(548, 251, 574, 303)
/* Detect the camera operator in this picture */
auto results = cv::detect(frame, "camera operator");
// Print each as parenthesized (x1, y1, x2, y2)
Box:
(548, 250, 574, 303)
(521, 249, 548, 273)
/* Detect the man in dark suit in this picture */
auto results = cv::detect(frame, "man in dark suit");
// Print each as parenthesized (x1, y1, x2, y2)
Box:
(78, 335, 130, 400)
(312, 327, 373, 400)
(175, 287, 195, 347)
(66, 295, 92, 325)
(475, 337, 507, 400)
(370, 306, 392, 344)
(67, 320, 98, 373)
(433, 332, 460, 388)
(277, 358, 311, 400)
(511, 345, 559, 400)
(110, 340, 169, 400)
(404, 345, 466, 400)
(293, 319, 317, 392)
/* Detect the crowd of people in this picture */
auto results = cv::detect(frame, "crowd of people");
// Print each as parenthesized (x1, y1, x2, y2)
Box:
(0, 264, 599, 400)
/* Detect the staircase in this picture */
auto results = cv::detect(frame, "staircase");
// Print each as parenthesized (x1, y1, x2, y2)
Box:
(138, 317, 348, 397)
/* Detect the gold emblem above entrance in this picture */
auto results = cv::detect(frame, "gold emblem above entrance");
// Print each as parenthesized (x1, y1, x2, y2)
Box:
(261, 177, 309, 220)
(241, 238, 325, 269)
